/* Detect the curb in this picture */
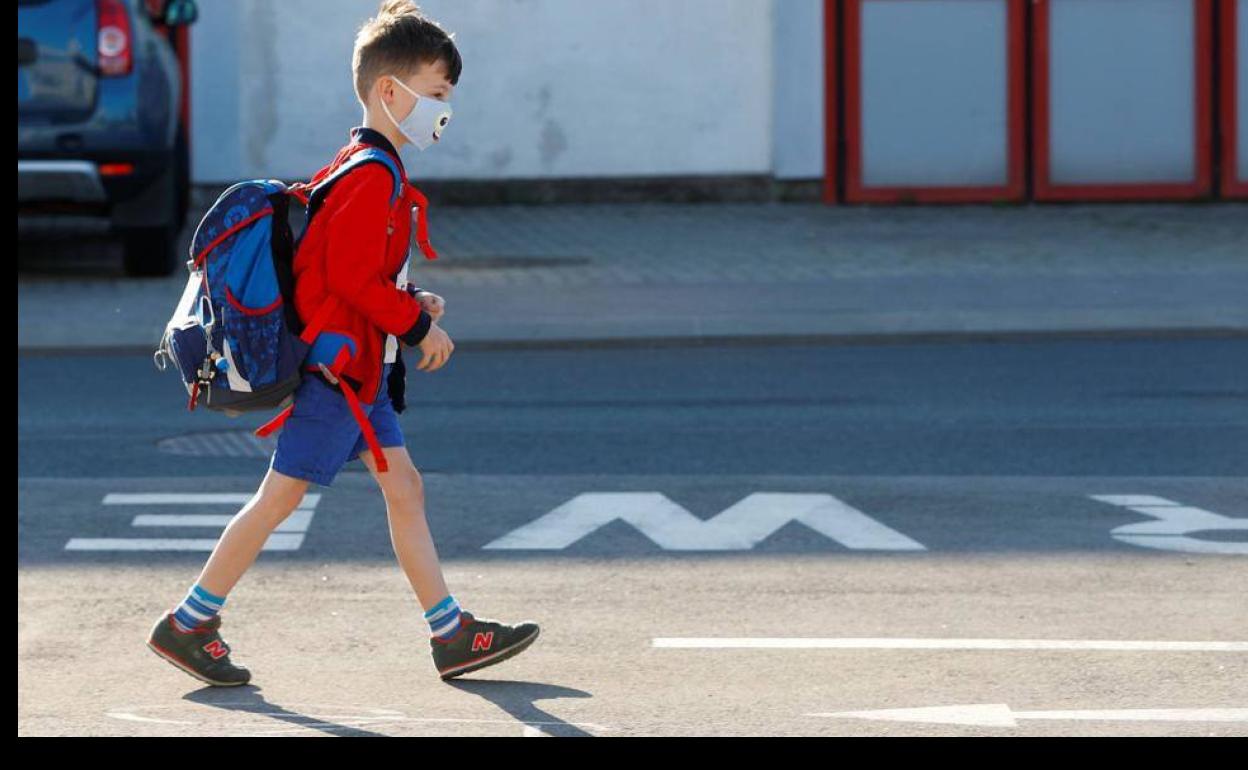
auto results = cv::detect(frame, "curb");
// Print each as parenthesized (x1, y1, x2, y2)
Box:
(17, 326, 1248, 357)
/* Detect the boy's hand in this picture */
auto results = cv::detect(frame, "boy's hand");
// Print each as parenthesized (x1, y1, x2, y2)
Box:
(412, 321, 454, 372)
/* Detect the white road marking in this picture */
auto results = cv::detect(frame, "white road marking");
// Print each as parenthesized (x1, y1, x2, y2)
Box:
(237, 719, 610, 734)
(807, 704, 1248, 727)
(103, 493, 320, 509)
(1091, 495, 1248, 555)
(105, 712, 195, 725)
(104, 706, 612, 736)
(485, 492, 926, 551)
(652, 638, 1248, 651)
(65, 534, 304, 551)
(65, 493, 321, 552)
(131, 509, 315, 533)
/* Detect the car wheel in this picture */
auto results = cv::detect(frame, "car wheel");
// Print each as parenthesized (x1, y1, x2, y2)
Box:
(121, 225, 178, 277)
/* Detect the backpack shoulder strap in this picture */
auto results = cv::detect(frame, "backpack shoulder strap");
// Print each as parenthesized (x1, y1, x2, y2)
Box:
(305, 146, 404, 223)
(295, 146, 406, 348)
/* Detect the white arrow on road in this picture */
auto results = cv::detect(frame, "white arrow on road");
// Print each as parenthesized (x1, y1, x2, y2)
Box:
(484, 492, 926, 551)
(807, 704, 1248, 727)
(1091, 495, 1247, 555)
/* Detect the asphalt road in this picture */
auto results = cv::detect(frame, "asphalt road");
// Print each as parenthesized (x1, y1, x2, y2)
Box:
(18, 337, 1248, 736)
(18, 336, 1248, 479)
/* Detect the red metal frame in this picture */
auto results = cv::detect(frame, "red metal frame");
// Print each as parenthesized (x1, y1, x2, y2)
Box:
(843, 0, 1025, 204)
(1223, 0, 1248, 198)
(1033, 0, 1213, 201)
(822, 0, 839, 204)
(177, 25, 191, 144)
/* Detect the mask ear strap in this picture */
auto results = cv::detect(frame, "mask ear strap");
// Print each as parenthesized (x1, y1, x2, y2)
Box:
(390, 75, 418, 99)
(378, 80, 408, 139)
(381, 76, 405, 116)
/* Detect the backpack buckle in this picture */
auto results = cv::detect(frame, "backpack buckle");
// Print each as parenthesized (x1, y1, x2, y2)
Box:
(317, 363, 340, 386)
(197, 358, 216, 383)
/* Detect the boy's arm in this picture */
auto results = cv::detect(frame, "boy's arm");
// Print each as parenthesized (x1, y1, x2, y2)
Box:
(321, 165, 431, 347)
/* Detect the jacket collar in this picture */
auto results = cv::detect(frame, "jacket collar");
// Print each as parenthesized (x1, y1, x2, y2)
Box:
(349, 126, 406, 179)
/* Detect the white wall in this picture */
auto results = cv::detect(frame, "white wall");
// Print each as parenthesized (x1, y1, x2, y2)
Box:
(772, 0, 825, 180)
(191, 0, 829, 184)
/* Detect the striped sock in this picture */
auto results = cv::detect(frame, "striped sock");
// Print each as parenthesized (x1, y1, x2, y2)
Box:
(424, 595, 464, 641)
(171, 583, 226, 632)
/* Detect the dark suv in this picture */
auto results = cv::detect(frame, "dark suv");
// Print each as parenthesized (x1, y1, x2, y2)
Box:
(18, 0, 198, 276)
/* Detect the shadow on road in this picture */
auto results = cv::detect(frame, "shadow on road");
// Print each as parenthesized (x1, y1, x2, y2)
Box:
(446, 679, 598, 737)
(184, 687, 393, 737)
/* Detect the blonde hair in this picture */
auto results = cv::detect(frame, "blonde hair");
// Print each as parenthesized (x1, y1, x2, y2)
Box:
(352, 0, 461, 105)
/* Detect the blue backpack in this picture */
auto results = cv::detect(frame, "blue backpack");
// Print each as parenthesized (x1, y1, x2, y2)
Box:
(154, 147, 405, 417)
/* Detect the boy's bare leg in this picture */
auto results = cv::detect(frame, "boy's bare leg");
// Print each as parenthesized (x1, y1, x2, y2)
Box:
(192, 467, 311, 597)
(359, 446, 451, 608)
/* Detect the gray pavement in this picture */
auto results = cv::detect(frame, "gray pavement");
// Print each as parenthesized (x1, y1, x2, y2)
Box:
(18, 338, 1248, 735)
(18, 516, 1248, 736)
(18, 202, 1248, 737)
(17, 202, 1248, 349)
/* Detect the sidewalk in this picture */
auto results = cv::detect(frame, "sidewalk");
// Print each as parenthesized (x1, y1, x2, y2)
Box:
(17, 202, 1248, 350)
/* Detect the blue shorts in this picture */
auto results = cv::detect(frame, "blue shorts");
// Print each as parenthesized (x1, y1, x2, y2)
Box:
(269, 362, 405, 487)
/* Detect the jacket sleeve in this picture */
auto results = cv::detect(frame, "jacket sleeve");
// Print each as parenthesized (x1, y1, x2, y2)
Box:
(321, 165, 432, 346)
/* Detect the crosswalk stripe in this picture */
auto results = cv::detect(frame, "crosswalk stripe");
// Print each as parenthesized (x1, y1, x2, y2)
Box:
(64, 534, 304, 552)
(102, 493, 320, 508)
(130, 510, 314, 533)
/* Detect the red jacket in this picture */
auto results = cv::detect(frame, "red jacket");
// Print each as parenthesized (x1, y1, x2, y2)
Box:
(292, 128, 437, 405)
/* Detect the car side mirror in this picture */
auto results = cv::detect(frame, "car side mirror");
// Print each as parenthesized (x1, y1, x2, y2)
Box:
(162, 0, 198, 26)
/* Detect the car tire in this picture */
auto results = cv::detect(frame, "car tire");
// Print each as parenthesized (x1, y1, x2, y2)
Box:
(121, 225, 178, 277)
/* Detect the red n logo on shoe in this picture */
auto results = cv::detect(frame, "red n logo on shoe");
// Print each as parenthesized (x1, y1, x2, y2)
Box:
(202, 640, 229, 659)
(471, 632, 494, 652)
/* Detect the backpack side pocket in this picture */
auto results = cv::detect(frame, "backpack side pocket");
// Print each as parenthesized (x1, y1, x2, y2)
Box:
(221, 292, 289, 387)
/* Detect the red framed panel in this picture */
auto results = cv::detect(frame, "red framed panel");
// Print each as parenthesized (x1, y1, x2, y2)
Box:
(843, 0, 1025, 204)
(1223, 0, 1248, 198)
(155, 22, 192, 154)
(1033, 0, 1213, 201)
(822, 0, 839, 204)
(177, 25, 191, 138)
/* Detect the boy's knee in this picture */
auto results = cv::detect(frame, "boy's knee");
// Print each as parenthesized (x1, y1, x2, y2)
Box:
(254, 476, 310, 519)
(401, 469, 425, 501)
(255, 491, 302, 520)
(380, 453, 421, 488)
(382, 467, 424, 509)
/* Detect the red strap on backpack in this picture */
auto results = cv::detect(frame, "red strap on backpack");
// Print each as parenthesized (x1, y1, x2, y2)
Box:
(408, 184, 438, 261)
(254, 142, 427, 474)
(337, 370, 389, 473)
(254, 403, 293, 439)
(254, 338, 389, 474)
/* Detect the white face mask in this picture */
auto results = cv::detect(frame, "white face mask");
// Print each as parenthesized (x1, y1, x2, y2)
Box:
(380, 75, 453, 151)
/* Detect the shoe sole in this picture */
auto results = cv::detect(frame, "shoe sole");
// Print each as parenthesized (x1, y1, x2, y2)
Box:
(438, 627, 541, 681)
(146, 639, 249, 687)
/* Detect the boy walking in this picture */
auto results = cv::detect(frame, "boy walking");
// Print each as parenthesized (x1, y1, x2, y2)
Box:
(146, 0, 539, 686)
